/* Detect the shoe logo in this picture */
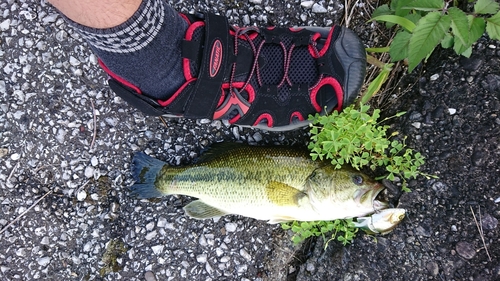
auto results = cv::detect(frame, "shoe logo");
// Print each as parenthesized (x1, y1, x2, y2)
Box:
(209, 40, 223, 77)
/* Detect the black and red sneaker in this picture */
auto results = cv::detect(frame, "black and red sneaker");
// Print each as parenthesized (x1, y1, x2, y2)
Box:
(107, 12, 366, 131)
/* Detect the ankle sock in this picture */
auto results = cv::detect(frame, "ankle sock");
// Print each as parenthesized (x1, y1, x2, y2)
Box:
(60, 0, 188, 99)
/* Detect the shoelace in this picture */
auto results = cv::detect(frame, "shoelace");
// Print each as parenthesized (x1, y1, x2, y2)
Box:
(228, 26, 325, 99)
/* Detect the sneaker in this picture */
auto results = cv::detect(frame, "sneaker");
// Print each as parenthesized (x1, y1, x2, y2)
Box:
(105, 12, 366, 131)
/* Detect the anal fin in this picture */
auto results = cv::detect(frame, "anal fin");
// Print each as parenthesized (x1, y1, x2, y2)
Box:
(183, 200, 228, 220)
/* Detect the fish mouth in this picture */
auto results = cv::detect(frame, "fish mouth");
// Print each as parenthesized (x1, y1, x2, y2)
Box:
(372, 184, 389, 211)
(355, 184, 388, 211)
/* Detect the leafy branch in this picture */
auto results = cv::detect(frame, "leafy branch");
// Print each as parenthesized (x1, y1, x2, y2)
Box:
(371, 0, 500, 72)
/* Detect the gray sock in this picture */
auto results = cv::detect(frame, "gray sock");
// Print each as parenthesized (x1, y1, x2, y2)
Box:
(61, 0, 188, 99)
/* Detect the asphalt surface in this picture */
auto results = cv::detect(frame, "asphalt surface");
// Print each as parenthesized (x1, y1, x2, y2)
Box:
(1, 0, 499, 281)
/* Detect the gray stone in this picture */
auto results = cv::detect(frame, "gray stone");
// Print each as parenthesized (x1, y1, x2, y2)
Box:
(196, 253, 207, 263)
(225, 222, 237, 232)
(456, 241, 476, 259)
(311, 3, 327, 13)
(144, 271, 157, 281)
(481, 214, 498, 230)
(37, 257, 51, 266)
(426, 261, 439, 276)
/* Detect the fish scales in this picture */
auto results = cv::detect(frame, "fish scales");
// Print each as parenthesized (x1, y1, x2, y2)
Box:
(155, 146, 318, 207)
(131, 145, 387, 222)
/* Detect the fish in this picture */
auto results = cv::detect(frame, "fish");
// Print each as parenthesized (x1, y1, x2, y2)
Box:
(130, 144, 389, 224)
(353, 208, 406, 235)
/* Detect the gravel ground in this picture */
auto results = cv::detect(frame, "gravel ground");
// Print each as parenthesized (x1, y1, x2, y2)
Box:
(1, 0, 499, 281)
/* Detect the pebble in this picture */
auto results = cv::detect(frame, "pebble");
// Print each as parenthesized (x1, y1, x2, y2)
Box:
(426, 261, 439, 276)
(448, 108, 456, 115)
(232, 127, 240, 139)
(237, 264, 248, 273)
(431, 181, 448, 193)
(42, 14, 58, 24)
(0, 81, 6, 94)
(157, 217, 167, 228)
(481, 214, 498, 230)
(252, 132, 262, 142)
(411, 122, 421, 129)
(151, 245, 164, 255)
(146, 222, 155, 231)
(430, 74, 439, 81)
(13, 90, 25, 103)
(242, 14, 250, 25)
(55, 30, 67, 41)
(37, 257, 51, 266)
(456, 241, 476, 259)
(76, 190, 87, 201)
(84, 166, 94, 178)
(41, 236, 50, 245)
(225, 222, 237, 232)
(196, 254, 207, 263)
(10, 153, 20, 160)
(306, 262, 315, 272)
(300, 1, 314, 8)
(89, 54, 98, 65)
(144, 271, 157, 281)
(145, 231, 157, 240)
(91, 156, 98, 166)
(0, 19, 10, 31)
(312, 3, 327, 13)
(239, 248, 251, 262)
(199, 235, 208, 247)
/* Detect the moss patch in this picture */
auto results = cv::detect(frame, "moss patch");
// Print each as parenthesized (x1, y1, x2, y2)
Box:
(99, 238, 128, 276)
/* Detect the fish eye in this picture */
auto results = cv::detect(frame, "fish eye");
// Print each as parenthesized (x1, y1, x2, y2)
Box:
(352, 175, 363, 185)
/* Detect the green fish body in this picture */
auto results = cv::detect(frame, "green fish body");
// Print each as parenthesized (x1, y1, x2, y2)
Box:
(131, 145, 386, 223)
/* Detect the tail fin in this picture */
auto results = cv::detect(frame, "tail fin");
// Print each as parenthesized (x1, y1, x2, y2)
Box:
(130, 152, 166, 198)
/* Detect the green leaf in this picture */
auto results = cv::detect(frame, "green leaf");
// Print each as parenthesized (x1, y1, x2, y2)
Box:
(453, 39, 472, 56)
(366, 46, 391, 53)
(372, 4, 393, 18)
(360, 63, 393, 104)
(441, 33, 454, 48)
(486, 11, 500, 40)
(408, 12, 451, 72)
(391, 0, 413, 16)
(474, 0, 500, 15)
(372, 15, 417, 33)
(448, 7, 470, 48)
(468, 16, 486, 44)
(405, 13, 422, 24)
(402, 0, 445, 11)
(390, 31, 412, 61)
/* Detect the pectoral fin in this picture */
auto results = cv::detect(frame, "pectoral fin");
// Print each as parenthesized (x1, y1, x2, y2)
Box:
(183, 200, 228, 219)
(266, 181, 306, 207)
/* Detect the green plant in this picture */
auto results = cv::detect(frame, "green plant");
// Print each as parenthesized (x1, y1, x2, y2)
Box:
(371, 0, 500, 72)
(309, 104, 427, 191)
(284, 102, 430, 246)
(281, 219, 359, 247)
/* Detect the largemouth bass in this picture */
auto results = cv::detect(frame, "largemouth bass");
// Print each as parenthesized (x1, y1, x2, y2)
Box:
(130, 144, 388, 223)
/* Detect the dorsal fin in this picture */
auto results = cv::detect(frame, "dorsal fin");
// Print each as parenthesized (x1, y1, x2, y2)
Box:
(194, 142, 245, 164)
